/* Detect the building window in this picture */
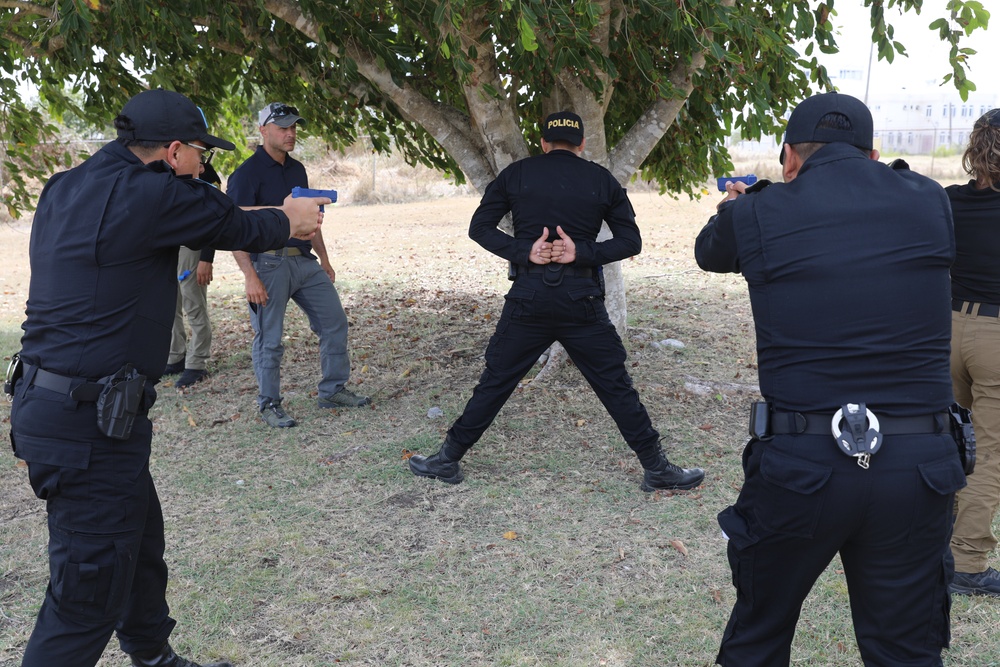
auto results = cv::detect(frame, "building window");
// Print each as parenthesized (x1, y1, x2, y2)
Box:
(926, 106, 932, 117)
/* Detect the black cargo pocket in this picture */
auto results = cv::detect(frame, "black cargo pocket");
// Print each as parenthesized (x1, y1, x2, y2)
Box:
(15, 435, 92, 500)
(52, 528, 135, 619)
(14, 434, 91, 469)
(503, 285, 536, 320)
(910, 452, 967, 541)
(568, 284, 604, 323)
(753, 448, 832, 538)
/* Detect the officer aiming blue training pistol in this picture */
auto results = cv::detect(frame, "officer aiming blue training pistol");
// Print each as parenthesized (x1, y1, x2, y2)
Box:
(291, 186, 338, 212)
(716, 174, 758, 192)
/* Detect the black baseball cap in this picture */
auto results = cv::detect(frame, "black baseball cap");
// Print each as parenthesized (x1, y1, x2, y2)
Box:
(975, 108, 1000, 129)
(542, 111, 584, 146)
(779, 92, 873, 164)
(117, 89, 236, 151)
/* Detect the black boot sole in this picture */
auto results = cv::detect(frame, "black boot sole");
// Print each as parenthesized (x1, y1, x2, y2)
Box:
(640, 471, 705, 492)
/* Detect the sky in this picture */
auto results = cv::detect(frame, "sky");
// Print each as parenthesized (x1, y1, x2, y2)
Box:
(816, 0, 998, 97)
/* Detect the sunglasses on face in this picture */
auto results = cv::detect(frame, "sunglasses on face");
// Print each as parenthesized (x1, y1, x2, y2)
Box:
(263, 104, 299, 126)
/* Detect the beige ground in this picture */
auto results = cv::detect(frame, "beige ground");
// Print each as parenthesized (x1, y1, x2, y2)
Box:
(0, 190, 723, 330)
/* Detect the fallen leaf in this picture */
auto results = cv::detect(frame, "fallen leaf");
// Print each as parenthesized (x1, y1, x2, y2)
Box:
(503, 531, 518, 540)
(401, 449, 415, 460)
(575, 419, 586, 427)
(187, 414, 197, 427)
(711, 588, 723, 604)
(699, 423, 713, 431)
(670, 539, 688, 557)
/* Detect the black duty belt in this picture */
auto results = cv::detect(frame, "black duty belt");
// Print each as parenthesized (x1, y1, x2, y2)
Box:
(769, 410, 947, 436)
(953, 299, 1000, 318)
(25, 364, 104, 402)
(516, 264, 594, 278)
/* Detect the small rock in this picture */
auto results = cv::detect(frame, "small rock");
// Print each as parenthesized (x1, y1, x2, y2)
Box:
(660, 339, 685, 349)
(427, 406, 444, 419)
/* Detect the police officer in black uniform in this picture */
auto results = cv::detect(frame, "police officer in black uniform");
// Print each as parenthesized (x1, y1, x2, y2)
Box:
(7, 89, 327, 667)
(408, 111, 703, 492)
(696, 92, 967, 666)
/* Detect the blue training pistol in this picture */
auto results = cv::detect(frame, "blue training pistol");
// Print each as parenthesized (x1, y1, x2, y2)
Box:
(291, 186, 338, 211)
(715, 174, 758, 192)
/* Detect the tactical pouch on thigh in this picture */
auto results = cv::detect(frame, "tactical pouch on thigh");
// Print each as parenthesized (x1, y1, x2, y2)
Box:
(96, 364, 146, 440)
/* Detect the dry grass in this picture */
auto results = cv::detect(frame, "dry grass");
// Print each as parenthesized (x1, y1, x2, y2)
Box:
(1, 153, 998, 667)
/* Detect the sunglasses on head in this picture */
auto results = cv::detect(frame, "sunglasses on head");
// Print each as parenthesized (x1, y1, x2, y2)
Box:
(264, 104, 299, 126)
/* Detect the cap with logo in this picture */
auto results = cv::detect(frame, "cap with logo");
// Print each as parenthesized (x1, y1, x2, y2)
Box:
(542, 111, 584, 146)
(779, 92, 873, 164)
(259, 103, 306, 128)
(117, 89, 236, 151)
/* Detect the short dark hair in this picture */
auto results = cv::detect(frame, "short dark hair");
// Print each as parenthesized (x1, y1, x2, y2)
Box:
(790, 113, 866, 162)
(113, 114, 168, 152)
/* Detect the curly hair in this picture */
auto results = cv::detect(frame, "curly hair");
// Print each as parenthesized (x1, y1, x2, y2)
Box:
(962, 109, 1000, 191)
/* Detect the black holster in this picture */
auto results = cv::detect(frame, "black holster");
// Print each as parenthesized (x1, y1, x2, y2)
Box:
(948, 403, 976, 475)
(96, 364, 146, 440)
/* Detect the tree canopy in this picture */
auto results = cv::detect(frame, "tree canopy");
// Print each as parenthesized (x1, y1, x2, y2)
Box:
(1, 0, 990, 221)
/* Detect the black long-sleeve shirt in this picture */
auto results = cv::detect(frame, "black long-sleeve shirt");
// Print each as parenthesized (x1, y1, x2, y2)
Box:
(696, 144, 955, 416)
(21, 141, 291, 382)
(468, 149, 641, 266)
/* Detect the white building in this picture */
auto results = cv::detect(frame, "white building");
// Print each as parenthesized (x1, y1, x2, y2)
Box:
(832, 68, 1000, 154)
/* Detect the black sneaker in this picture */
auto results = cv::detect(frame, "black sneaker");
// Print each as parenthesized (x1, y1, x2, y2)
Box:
(175, 369, 208, 389)
(951, 567, 1000, 597)
(260, 401, 296, 428)
(163, 361, 184, 375)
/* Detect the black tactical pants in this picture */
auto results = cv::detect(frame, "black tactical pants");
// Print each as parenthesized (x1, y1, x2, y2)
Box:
(716, 432, 966, 666)
(447, 272, 660, 465)
(11, 369, 175, 667)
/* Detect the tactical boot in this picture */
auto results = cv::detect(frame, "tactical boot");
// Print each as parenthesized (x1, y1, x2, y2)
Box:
(130, 642, 232, 667)
(641, 443, 704, 492)
(409, 437, 466, 484)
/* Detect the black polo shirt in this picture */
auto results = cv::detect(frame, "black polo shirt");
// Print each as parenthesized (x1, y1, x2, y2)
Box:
(227, 145, 311, 254)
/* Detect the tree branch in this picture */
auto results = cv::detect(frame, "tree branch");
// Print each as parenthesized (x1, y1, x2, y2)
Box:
(608, 0, 736, 183)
